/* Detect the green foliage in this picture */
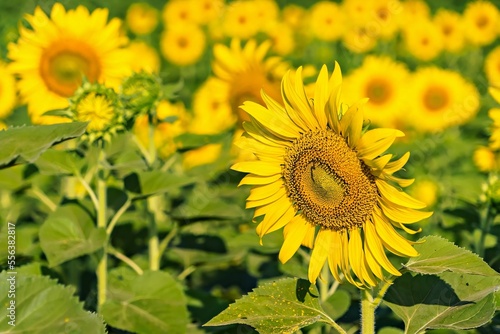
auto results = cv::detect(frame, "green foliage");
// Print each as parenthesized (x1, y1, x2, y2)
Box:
(39, 204, 106, 267)
(384, 236, 500, 333)
(0, 272, 106, 333)
(101, 268, 189, 334)
(205, 278, 341, 334)
(0, 122, 87, 168)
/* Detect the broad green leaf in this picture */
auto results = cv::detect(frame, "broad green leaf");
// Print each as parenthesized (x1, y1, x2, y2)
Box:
(378, 327, 404, 334)
(321, 289, 351, 320)
(39, 204, 106, 267)
(0, 122, 87, 168)
(0, 273, 105, 333)
(124, 170, 195, 198)
(204, 278, 339, 334)
(35, 149, 83, 175)
(101, 268, 189, 334)
(384, 272, 498, 333)
(405, 236, 499, 276)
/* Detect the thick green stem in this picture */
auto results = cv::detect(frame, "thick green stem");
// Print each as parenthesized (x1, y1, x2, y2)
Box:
(361, 289, 375, 334)
(96, 149, 108, 311)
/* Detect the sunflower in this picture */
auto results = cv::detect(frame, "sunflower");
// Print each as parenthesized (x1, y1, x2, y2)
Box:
(0, 61, 17, 119)
(212, 39, 288, 123)
(222, 1, 260, 39)
(265, 21, 295, 56)
(489, 107, 500, 151)
(343, 56, 409, 128)
(407, 67, 479, 132)
(232, 63, 431, 288)
(474, 146, 497, 172)
(160, 24, 206, 66)
(485, 46, 500, 87)
(190, 77, 236, 135)
(434, 9, 465, 53)
(128, 41, 160, 74)
(403, 19, 443, 61)
(463, 0, 499, 46)
(309, 1, 345, 41)
(370, 0, 401, 40)
(190, 0, 225, 25)
(126, 2, 159, 35)
(7, 3, 132, 125)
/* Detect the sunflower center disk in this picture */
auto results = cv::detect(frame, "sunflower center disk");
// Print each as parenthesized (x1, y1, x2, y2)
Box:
(283, 130, 378, 231)
(40, 40, 101, 97)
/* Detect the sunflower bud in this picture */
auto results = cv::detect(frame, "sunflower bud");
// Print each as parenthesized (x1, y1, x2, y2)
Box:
(121, 72, 161, 117)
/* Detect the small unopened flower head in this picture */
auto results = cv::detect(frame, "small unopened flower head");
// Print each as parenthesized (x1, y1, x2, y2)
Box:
(121, 72, 162, 117)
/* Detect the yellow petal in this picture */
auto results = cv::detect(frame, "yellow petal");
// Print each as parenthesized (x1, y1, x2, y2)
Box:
(239, 174, 282, 186)
(308, 228, 331, 283)
(281, 69, 318, 129)
(327, 231, 343, 282)
(240, 101, 300, 139)
(386, 175, 414, 188)
(232, 161, 282, 176)
(365, 220, 401, 276)
(357, 129, 404, 160)
(301, 223, 316, 248)
(373, 208, 418, 257)
(236, 132, 286, 158)
(256, 198, 295, 237)
(489, 86, 500, 104)
(384, 152, 410, 175)
(243, 121, 289, 148)
(247, 179, 283, 200)
(380, 199, 433, 223)
(279, 215, 310, 263)
(313, 65, 329, 129)
(340, 98, 368, 147)
(376, 179, 427, 209)
(246, 187, 287, 208)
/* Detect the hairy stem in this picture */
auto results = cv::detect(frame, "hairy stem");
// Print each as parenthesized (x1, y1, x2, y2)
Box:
(360, 289, 375, 334)
(96, 149, 108, 311)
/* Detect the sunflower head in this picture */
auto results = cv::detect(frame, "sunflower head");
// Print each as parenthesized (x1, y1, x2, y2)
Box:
(212, 39, 288, 123)
(68, 81, 123, 143)
(7, 3, 132, 124)
(232, 62, 432, 288)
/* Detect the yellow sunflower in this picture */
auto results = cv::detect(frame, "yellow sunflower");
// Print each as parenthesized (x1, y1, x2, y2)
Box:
(190, 77, 236, 135)
(265, 21, 295, 56)
(7, 3, 132, 125)
(0, 61, 17, 119)
(162, 0, 197, 25)
(126, 2, 159, 35)
(407, 67, 480, 132)
(309, 1, 345, 41)
(343, 56, 409, 128)
(212, 39, 288, 123)
(370, 0, 401, 40)
(128, 41, 160, 74)
(160, 24, 206, 66)
(485, 46, 500, 87)
(434, 9, 465, 53)
(342, 25, 378, 54)
(463, 0, 499, 46)
(474, 146, 497, 172)
(398, 0, 430, 33)
(403, 19, 443, 61)
(489, 107, 500, 151)
(190, 0, 225, 25)
(232, 63, 431, 288)
(222, 1, 260, 39)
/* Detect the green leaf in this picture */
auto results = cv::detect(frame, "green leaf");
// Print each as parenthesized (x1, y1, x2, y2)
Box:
(384, 236, 500, 333)
(39, 204, 106, 267)
(0, 122, 87, 168)
(377, 327, 404, 334)
(0, 273, 105, 333)
(384, 272, 498, 333)
(321, 289, 351, 320)
(101, 268, 189, 334)
(405, 236, 499, 276)
(204, 278, 339, 334)
(124, 170, 195, 198)
(35, 149, 83, 175)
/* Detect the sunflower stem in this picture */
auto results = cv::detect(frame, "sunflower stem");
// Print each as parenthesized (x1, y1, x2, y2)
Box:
(360, 289, 375, 334)
(96, 148, 108, 311)
(148, 196, 160, 271)
(477, 200, 495, 257)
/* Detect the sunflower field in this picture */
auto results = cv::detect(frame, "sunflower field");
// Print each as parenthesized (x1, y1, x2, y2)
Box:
(1, 0, 500, 333)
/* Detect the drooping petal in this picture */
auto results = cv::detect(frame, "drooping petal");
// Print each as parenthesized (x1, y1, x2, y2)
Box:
(279, 215, 311, 263)
(376, 179, 427, 209)
(308, 228, 332, 283)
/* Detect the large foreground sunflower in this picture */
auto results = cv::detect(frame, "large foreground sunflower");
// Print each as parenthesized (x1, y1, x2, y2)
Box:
(232, 63, 432, 288)
(8, 3, 131, 124)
